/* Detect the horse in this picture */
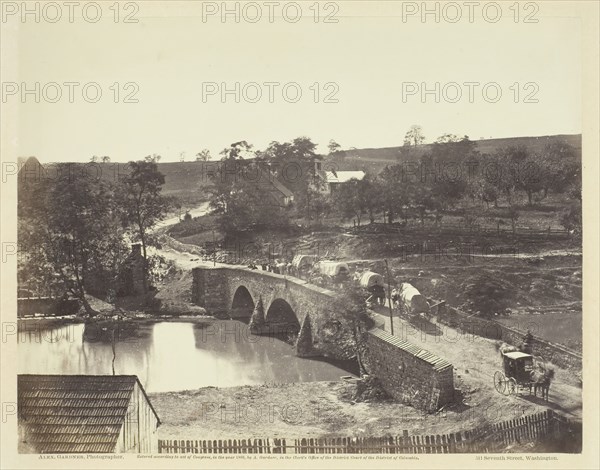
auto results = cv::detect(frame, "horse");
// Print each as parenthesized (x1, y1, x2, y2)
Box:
(529, 366, 555, 401)
(390, 288, 400, 309)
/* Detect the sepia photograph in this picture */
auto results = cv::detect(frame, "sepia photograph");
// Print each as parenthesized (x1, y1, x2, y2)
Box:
(1, 1, 598, 468)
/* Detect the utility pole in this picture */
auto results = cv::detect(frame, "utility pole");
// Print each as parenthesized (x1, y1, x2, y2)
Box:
(384, 259, 394, 336)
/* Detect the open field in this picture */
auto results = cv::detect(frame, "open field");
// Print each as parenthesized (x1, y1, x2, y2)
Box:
(324, 134, 581, 174)
(495, 312, 582, 351)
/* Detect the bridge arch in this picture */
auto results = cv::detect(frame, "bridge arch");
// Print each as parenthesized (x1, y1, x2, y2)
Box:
(265, 298, 300, 336)
(231, 285, 255, 318)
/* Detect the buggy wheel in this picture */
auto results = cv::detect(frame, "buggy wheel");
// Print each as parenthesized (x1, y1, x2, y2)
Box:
(506, 377, 517, 396)
(494, 371, 506, 394)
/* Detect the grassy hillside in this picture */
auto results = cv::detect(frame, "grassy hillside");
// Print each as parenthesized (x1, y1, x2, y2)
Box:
(155, 133, 581, 202)
(326, 134, 582, 174)
(29, 134, 580, 208)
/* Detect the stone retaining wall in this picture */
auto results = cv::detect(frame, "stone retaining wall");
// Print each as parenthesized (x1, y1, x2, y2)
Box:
(363, 328, 455, 411)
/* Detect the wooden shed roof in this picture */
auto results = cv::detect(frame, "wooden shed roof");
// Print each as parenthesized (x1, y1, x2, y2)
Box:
(18, 374, 159, 453)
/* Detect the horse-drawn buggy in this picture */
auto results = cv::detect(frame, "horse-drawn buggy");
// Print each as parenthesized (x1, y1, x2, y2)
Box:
(494, 351, 535, 396)
(494, 350, 554, 400)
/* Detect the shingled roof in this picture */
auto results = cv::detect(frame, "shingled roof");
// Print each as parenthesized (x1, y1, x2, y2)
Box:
(368, 328, 453, 372)
(18, 375, 160, 454)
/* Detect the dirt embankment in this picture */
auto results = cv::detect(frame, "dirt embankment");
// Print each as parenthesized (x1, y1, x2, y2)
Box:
(149, 379, 576, 442)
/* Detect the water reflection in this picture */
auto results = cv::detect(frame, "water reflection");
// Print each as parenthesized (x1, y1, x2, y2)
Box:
(18, 321, 354, 393)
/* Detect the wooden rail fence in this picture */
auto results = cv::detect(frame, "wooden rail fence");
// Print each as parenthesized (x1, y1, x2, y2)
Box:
(158, 409, 578, 454)
(352, 223, 571, 239)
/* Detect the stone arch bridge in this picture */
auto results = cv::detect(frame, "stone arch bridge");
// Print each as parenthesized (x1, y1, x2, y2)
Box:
(191, 266, 352, 358)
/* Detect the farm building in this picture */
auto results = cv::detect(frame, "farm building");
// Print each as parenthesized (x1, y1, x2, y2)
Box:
(322, 170, 366, 194)
(18, 374, 160, 454)
(269, 178, 295, 206)
(312, 160, 366, 194)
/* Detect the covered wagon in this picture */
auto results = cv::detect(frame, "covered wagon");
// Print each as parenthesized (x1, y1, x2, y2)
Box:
(394, 282, 430, 316)
(292, 254, 316, 271)
(291, 254, 316, 278)
(359, 271, 385, 289)
(316, 261, 350, 278)
(360, 271, 386, 307)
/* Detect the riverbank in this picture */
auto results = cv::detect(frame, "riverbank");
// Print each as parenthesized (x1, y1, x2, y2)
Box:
(148, 380, 563, 441)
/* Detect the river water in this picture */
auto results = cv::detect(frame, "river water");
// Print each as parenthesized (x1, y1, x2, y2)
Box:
(18, 320, 354, 393)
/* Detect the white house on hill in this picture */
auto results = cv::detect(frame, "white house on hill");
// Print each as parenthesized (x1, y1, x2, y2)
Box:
(313, 160, 366, 194)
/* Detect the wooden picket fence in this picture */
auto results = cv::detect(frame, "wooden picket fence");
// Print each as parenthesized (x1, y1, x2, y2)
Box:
(158, 409, 577, 454)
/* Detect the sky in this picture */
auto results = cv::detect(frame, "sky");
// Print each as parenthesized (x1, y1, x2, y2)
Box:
(3, 1, 583, 162)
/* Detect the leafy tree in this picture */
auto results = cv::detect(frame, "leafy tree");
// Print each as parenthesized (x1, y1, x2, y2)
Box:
(333, 178, 370, 226)
(336, 286, 374, 374)
(500, 145, 561, 205)
(404, 125, 425, 147)
(144, 154, 161, 163)
(467, 172, 499, 209)
(220, 140, 254, 160)
(307, 188, 331, 226)
(208, 142, 290, 235)
(196, 149, 211, 161)
(538, 141, 580, 198)
(464, 274, 513, 317)
(118, 161, 172, 291)
(362, 175, 383, 224)
(400, 125, 425, 158)
(101, 156, 111, 163)
(435, 133, 461, 144)
(261, 137, 321, 222)
(378, 165, 409, 224)
(209, 141, 256, 234)
(19, 165, 127, 313)
(409, 183, 439, 226)
(424, 135, 476, 209)
(328, 139, 341, 155)
(490, 146, 525, 204)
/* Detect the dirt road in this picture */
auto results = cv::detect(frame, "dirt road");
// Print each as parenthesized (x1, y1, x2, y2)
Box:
(371, 310, 582, 420)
